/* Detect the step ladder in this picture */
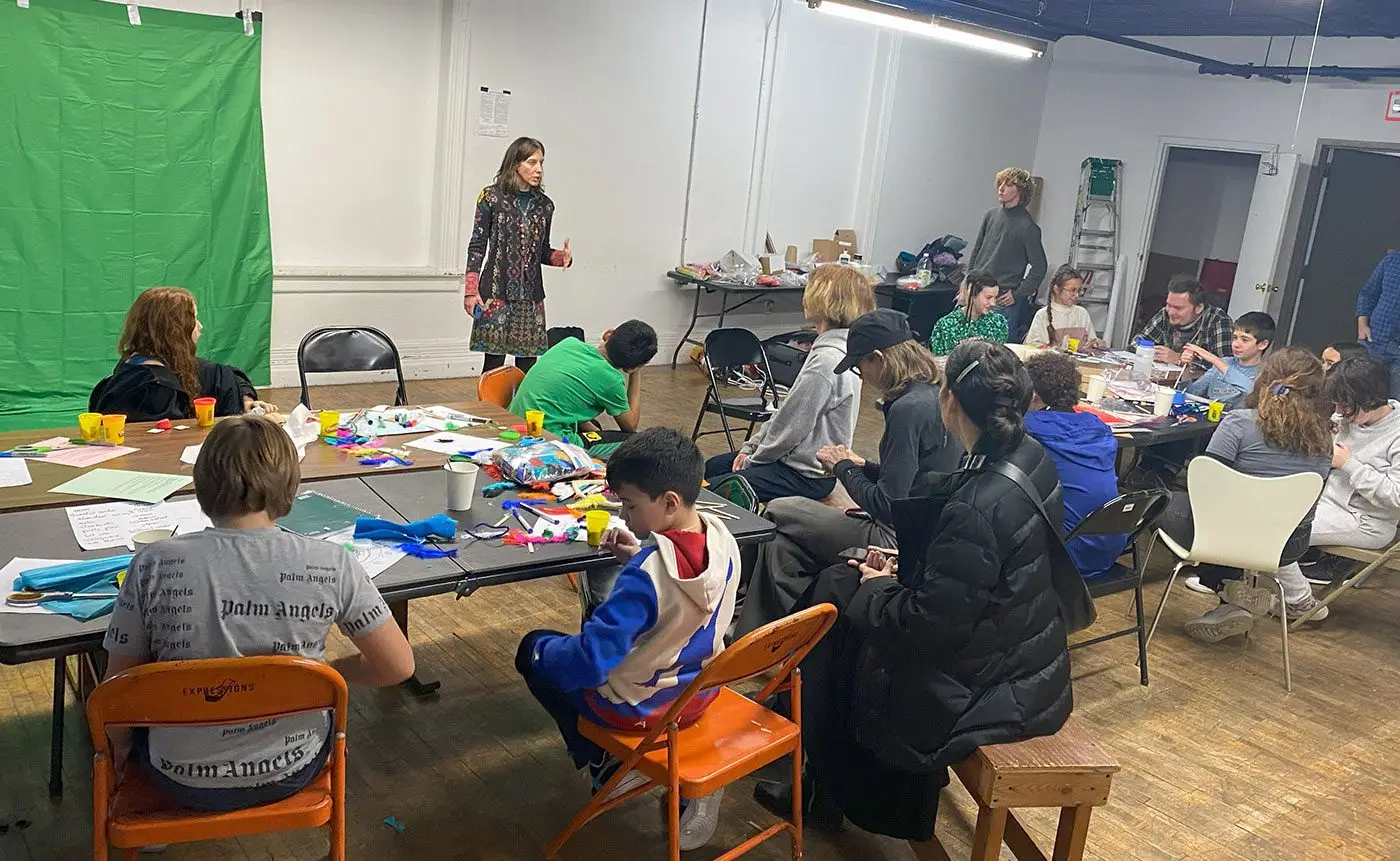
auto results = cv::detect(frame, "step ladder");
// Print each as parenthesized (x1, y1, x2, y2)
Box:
(1069, 158, 1122, 338)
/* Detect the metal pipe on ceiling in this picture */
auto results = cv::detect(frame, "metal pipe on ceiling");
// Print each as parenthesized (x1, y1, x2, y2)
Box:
(1200, 64, 1400, 81)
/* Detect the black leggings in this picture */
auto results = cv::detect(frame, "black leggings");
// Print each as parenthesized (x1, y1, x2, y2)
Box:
(482, 354, 538, 375)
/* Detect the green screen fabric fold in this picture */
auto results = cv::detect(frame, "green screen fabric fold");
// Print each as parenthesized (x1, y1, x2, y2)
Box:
(0, 0, 273, 431)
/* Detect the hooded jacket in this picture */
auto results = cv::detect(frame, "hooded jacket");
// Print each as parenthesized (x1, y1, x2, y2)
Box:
(532, 513, 741, 728)
(840, 434, 1073, 772)
(741, 329, 860, 477)
(89, 359, 257, 423)
(1024, 409, 1129, 579)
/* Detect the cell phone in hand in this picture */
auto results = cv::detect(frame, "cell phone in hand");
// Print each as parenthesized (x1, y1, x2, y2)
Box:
(839, 548, 868, 565)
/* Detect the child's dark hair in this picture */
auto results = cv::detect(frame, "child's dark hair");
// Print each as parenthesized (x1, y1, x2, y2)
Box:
(1024, 352, 1082, 412)
(605, 320, 658, 371)
(1325, 356, 1391, 417)
(1233, 311, 1275, 347)
(605, 428, 703, 505)
(1324, 341, 1368, 366)
(962, 271, 1001, 320)
(944, 340, 1032, 459)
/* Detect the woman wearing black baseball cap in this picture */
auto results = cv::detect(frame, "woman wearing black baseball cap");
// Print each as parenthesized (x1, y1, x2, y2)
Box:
(733, 309, 962, 638)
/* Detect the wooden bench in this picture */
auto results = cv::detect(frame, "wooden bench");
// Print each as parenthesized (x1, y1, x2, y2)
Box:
(911, 717, 1120, 861)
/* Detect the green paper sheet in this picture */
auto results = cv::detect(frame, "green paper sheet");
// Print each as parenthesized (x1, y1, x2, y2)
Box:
(49, 468, 192, 505)
(0, 0, 273, 431)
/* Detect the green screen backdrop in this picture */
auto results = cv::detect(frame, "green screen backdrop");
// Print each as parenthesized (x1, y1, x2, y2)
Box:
(0, 0, 273, 431)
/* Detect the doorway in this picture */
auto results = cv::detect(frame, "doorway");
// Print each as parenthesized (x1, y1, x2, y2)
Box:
(1281, 145, 1400, 351)
(1131, 147, 1261, 338)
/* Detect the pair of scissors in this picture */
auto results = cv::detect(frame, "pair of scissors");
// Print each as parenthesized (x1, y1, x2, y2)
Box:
(0, 445, 55, 458)
(7, 590, 117, 607)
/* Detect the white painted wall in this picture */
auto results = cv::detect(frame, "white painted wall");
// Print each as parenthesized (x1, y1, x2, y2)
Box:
(1034, 36, 1400, 342)
(1149, 148, 1258, 264)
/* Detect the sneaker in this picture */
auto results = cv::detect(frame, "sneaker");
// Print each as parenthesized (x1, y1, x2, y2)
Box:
(587, 757, 650, 801)
(677, 788, 724, 851)
(1184, 575, 1214, 595)
(1303, 556, 1359, 587)
(1184, 602, 1255, 643)
(1297, 548, 1324, 567)
(1275, 594, 1331, 623)
(1221, 580, 1275, 616)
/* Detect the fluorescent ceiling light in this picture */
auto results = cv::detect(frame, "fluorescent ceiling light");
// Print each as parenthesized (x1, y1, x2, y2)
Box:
(813, 0, 1043, 60)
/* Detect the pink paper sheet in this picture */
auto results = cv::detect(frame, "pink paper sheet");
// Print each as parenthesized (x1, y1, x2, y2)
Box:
(43, 445, 139, 468)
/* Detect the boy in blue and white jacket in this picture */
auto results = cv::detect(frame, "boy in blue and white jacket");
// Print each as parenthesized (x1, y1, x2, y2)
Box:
(517, 428, 740, 849)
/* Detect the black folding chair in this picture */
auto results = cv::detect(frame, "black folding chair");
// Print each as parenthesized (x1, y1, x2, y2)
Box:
(297, 327, 408, 409)
(690, 328, 781, 451)
(547, 326, 585, 348)
(1067, 489, 1171, 687)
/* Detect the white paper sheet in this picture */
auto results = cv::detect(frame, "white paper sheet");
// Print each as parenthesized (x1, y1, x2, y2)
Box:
(477, 88, 511, 137)
(404, 433, 509, 456)
(180, 445, 201, 465)
(49, 469, 192, 505)
(0, 459, 32, 488)
(64, 499, 212, 551)
(527, 510, 623, 543)
(321, 529, 408, 580)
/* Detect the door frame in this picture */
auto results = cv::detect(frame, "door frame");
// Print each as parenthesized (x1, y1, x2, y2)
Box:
(1277, 138, 1400, 345)
(1122, 136, 1277, 345)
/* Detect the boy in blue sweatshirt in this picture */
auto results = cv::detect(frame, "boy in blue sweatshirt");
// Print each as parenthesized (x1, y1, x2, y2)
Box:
(517, 427, 741, 850)
(1183, 312, 1274, 409)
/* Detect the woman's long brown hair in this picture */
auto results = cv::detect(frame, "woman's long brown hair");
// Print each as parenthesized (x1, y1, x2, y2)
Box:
(118, 287, 201, 406)
(494, 137, 544, 193)
(1244, 347, 1333, 459)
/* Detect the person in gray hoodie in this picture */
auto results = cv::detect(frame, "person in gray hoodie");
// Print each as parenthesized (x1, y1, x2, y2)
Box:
(703, 265, 875, 502)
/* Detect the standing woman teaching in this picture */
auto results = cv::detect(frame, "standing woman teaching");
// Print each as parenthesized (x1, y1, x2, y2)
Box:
(463, 137, 573, 374)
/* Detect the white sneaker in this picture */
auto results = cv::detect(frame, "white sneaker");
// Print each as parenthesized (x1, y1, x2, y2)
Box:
(1276, 595, 1331, 623)
(677, 788, 725, 851)
(587, 759, 650, 801)
(1221, 580, 1275, 616)
(1184, 602, 1254, 643)
(1184, 575, 1214, 595)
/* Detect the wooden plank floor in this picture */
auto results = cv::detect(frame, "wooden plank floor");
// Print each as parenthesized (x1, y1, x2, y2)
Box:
(2, 365, 1399, 860)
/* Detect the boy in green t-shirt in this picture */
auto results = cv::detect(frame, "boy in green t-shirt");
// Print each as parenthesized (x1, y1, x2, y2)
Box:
(509, 320, 658, 440)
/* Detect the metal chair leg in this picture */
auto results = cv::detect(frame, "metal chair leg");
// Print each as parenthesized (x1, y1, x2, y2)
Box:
(690, 394, 710, 441)
(1272, 575, 1292, 692)
(1133, 583, 1149, 687)
(1146, 560, 1189, 649)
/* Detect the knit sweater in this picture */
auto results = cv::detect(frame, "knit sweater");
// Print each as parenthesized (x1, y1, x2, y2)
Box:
(1024, 302, 1096, 348)
(967, 204, 1048, 298)
(741, 329, 860, 478)
(1321, 401, 1400, 535)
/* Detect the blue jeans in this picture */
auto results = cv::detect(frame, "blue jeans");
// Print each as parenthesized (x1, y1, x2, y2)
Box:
(1370, 340, 1400, 399)
(704, 452, 836, 504)
(993, 294, 1032, 342)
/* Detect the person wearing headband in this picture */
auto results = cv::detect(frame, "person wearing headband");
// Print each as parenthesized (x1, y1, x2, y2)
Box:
(753, 340, 1070, 843)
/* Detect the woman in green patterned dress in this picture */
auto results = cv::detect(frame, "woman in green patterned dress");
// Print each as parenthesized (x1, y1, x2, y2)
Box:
(463, 137, 573, 374)
(929, 271, 1009, 356)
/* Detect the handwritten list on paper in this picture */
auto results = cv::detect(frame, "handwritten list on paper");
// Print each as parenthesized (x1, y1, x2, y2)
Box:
(65, 499, 213, 551)
(0, 458, 32, 488)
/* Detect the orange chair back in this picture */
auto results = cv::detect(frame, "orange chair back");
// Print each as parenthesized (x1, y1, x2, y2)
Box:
(477, 365, 526, 408)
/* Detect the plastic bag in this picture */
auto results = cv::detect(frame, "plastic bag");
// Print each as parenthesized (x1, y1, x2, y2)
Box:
(491, 440, 596, 486)
(714, 250, 759, 286)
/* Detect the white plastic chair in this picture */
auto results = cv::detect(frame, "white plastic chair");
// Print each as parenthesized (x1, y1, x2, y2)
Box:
(1145, 457, 1323, 691)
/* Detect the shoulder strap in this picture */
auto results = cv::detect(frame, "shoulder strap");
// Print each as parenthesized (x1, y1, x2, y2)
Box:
(989, 459, 1059, 533)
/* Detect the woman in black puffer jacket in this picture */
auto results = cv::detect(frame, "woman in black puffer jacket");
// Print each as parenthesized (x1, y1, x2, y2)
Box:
(757, 339, 1073, 841)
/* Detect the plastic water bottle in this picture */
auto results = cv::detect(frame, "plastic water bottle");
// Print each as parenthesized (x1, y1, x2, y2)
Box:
(915, 250, 933, 287)
(1132, 338, 1154, 383)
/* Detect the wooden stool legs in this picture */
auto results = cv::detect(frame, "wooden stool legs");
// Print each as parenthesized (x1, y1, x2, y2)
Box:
(909, 804, 1097, 861)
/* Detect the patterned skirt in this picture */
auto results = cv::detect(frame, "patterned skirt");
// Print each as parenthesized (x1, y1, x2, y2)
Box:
(470, 298, 548, 357)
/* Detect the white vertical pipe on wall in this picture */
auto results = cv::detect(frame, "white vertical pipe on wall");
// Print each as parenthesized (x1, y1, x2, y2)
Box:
(430, 0, 474, 274)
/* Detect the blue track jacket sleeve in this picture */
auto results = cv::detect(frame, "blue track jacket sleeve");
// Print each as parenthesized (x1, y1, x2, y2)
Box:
(533, 555, 660, 692)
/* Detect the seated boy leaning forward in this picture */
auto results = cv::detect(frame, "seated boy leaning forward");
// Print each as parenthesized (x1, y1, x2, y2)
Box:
(102, 415, 416, 813)
(508, 320, 658, 445)
(1182, 311, 1275, 410)
(516, 427, 741, 852)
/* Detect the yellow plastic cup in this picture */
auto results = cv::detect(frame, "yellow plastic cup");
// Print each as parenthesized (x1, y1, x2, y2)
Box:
(1207, 401, 1225, 422)
(193, 397, 216, 428)
(525, 409, 545, 436)
(319, 410, 341, 436)
(1065, 337, 1080, 354)
(101, 414, 127, 445)
(78, 412, 103, 443)
(585, 510, 611, 547)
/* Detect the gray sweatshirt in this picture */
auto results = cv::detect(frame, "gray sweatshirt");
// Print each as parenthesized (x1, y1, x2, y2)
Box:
(742, 329, 860, 478)
(1322, 401, 1400, 530)
(968, 204, 1048, 298)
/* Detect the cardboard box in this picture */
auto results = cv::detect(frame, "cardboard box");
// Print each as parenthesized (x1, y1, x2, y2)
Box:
(812, 239, 841, 263)
(835, 229, 859, 257)
(785, 245, 798, 266)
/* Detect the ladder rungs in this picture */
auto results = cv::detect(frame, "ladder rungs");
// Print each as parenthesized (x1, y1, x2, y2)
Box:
(1077, 229, 1117, 236)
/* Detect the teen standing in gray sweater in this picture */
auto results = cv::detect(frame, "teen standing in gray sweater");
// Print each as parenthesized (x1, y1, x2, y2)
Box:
(968, 167, 1047, 342)
(703, 265, 875, 502)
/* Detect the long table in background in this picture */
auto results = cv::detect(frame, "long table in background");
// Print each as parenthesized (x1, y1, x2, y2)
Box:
(0, 403, 776, 798)
(666, 269, 806, 368)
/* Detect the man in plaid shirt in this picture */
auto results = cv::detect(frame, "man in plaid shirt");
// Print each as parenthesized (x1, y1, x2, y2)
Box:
(1356, 250, 1400, 397)
(1132, 276, 1234, 365)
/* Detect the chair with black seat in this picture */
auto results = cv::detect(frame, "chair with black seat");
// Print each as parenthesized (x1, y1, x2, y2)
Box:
(690, 328, 781, 452)
(1067, 489, 1171, 687)
(297, 327, 408, 409)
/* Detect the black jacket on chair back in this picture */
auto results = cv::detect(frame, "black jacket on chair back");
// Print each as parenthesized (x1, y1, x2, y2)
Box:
(842, 433, 1073, 772)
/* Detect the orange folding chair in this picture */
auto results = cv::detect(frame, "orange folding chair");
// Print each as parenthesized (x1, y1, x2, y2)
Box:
(477, 365, 526, 408)
(85, 657, 349, 861)
(546, 603, 838, 861)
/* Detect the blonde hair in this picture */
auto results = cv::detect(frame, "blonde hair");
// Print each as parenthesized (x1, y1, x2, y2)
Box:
(867, 340, 942, 397)
(995, 167, 1034, 206)
(194, 415, 300, 520)
(803, 264, 876, 329)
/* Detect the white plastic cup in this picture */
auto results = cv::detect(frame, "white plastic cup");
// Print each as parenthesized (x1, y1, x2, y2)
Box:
(1154, 386, 1175, 417)
(445, 462, 480, 511)
(131, 529, 174, 552)
(1086, 375, 1107, 404)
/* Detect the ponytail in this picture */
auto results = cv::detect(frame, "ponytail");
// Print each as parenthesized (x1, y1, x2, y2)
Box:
(945, 340, 1032, 460)
(1046, 264, 1081, 348)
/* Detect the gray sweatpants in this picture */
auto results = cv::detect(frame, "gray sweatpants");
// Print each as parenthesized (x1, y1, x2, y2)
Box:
(733, 496, 894, 639)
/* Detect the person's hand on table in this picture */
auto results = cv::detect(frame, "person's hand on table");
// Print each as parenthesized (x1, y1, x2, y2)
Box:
(1153, 345, 1183, 365)
(816, 444, 864, 471)
(732, 452, 750, 472)
(600, 526, 641, 563)
(245, 398, 279, 415)
(1332, 442, 1353, 469)
(852, 547, 898, 583)
(995, 291, 1015, 307)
